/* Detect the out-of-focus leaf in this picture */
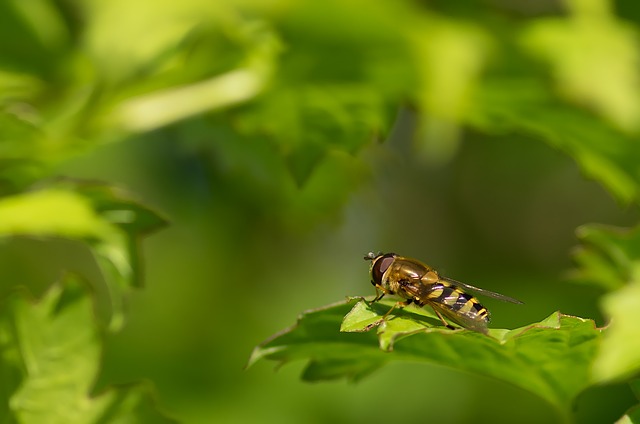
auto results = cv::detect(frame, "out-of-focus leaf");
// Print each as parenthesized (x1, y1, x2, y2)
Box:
(0, 278, 174, 423)
(189, 120, 367, 232)
(236, 85, 389, 187)
(618, 403, 640, 422)
(83, 0, 220, 80)
(0, 70, 44, 102)
(9, 0, 69, 54)
(411, 19, 490, 163)
(0, 0, 67, 74)
(264, 88, 383, 184)
(0, 183, 167, 330)
(618, 380, 640, 423)
(521, 0, 640, 132)
(249, 298, 601, 420)
(570, 224, 640, 291)
(567, 224, 640, 383)
(618, 412, 639, 424)
(112, 68, 268, 133)
(107, 17, 280, 133)
(469, 79, 640, 205)
(0, 189, 114, 239)
(224, 0, 414, 185)
(631, 379, 640, 400)
(69, 182, 169, 287)
(593, 281, 640, 383)
(286, 149, 366, 231)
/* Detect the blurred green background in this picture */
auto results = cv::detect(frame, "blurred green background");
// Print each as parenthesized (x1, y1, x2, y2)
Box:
(3, 0, 640, 422)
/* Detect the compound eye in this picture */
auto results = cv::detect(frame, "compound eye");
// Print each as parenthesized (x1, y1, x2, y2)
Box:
(371, 253, 395, 284)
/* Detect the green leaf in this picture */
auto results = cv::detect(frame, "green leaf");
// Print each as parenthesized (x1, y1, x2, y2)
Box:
(469, 78, 640, 204)
(248, 300, 389, 383)
(110, 67, 270, 133)
(631, 379, 640, 401)
(0, 278, 174, 423)
(69, 182, 168, 288)
(339, 297, 384, 332)
(103, 15, 280, 132)
(521, 0, 640, 132)
(618, 380, 640, 423)
(593, 281, 640, 383)
(0, 182, 167, 331)
(570, 224, 640, 291)
(567, 224, 640, 383)
(469, 78, 640, 206)
(410, 19, 490, 163)
(0, 189, 114, 239)
(249, 298, 602, 420)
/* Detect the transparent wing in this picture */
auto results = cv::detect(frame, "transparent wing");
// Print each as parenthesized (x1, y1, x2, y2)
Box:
(399, 280, 490, 334)
(429, 301, 489, 334)
(441, 277, 523, 304)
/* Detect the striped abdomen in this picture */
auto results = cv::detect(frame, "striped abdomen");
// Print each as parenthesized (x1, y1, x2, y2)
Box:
(421, 281, 490, 333)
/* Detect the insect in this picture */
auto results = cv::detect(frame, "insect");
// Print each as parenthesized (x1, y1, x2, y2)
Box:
(364, 252, 522, 334)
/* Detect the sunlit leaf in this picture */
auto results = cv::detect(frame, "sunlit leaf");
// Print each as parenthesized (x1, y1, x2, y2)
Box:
(0, 183, 167, 330)
(249, 298, 601, 420)
(111, 67, 270, 133)
(593, 282, 640, 383)
(411, 19, 490, 162)
(0, 189, 114, 239)
(339, 297, 383, 332)
(521, 0, 640, 132)
(83, 0, 230, 80)
(567, 224, 640, 382)
(0, 278, 174, 423)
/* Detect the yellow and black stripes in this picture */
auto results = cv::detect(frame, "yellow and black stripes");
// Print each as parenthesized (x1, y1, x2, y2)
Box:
(425, 282, 490, 324)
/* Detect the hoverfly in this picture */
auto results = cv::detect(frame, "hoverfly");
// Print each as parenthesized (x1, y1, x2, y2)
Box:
(364, 252, 522, 334)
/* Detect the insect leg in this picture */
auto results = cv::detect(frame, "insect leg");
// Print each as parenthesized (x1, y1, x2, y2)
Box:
(431, 307, 456, 330)
(372, 284, 395, 302)
(372, 287, 385, 302)
(381, 299, 413, 320)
